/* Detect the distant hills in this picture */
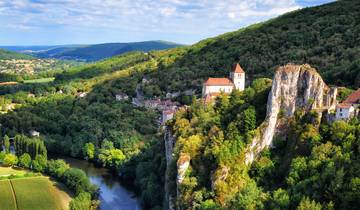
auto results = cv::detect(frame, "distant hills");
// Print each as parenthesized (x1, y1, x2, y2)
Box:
(0, 41, 182, 62)
(0, 49, 33, 60)
(49, 0, 359, 96)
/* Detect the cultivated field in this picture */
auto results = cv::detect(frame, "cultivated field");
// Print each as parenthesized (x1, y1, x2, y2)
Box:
(0, 180, 16, 210)
(0, 176, 72, 210)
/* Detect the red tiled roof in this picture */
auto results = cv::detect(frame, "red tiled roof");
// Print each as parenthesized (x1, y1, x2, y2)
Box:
(233, 63, 245, 73)
(344, 88, 360, 104)
(204, 78, 234, 86)
(337, 103, 353, 109)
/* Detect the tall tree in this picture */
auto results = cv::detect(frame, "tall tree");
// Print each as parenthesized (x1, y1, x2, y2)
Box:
(4, 135, 10, 153)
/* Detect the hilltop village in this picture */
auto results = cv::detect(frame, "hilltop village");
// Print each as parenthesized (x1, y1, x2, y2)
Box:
(129, 63, 359, 125)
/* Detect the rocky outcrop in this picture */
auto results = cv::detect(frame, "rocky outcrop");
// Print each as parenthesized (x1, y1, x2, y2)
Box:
(164, 127, 176, 210)
(245, 64, 337, 164)
(176, 153, 190, 187)
(164, 126, 192, 210)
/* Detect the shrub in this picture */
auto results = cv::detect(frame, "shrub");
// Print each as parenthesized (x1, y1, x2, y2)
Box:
(46, 159, 70, 179)
(3, 153, 18, 166)
(32, 154, 47, 172)
(18, 153, 32, 168)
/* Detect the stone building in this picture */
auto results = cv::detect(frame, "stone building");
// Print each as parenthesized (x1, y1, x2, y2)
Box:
(336, 88, 360, 120)
(202, 63, 245, 99)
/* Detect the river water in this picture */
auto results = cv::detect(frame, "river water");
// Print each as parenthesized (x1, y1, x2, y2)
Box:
(54, 156, 142, 210)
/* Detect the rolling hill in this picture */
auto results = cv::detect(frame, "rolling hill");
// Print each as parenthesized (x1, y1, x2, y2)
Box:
(0, 1, 359, 209)
(46, 0, 360, 98)
(143, 0, 360, 92)
(0, 49, 33, 60)
(1, 41, 182, 62)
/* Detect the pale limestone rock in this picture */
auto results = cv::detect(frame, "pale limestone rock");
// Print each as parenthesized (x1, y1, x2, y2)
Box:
(164, 127, 176, 210)
(176, 154, 190, 186)
(245, 64, 337, 164)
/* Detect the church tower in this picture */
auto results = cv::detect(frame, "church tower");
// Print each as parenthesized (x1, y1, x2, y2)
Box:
(230, 63, 245, 91)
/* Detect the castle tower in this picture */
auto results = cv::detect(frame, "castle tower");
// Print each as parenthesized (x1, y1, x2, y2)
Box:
(230, 63, 245, 91)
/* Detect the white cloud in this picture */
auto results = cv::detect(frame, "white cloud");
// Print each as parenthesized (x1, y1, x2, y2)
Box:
(160, 7, 177, 16)
(0, 0, 313, 43)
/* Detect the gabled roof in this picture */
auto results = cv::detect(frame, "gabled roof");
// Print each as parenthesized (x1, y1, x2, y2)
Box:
(344, 88, 360, 104)
(233, 63, 245, 73)
(204, 78, 234, 86)
(337, 103, 353, 109)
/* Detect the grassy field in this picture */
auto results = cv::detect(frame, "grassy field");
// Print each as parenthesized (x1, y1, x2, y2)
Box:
(0, 180, 17, 210)
(0, 166, 28, 176)
(23, 77, 55, 84)
(0, 175, 72, 210)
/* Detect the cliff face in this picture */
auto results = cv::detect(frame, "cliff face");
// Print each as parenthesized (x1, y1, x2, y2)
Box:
(245, 64, 337, 164)
(164, 127, 176, 210)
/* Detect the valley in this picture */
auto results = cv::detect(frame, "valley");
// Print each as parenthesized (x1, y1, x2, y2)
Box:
(0, 0, 359, 210)
(1, 41, 182, 62)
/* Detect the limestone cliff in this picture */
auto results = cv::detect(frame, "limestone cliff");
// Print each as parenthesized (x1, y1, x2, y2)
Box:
(164, 127, 176, 210)
(245, 64, 337, 164)
(164, 126, 191, 210)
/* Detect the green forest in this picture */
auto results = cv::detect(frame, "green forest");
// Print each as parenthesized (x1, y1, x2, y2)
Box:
(168, 82, 360, 209)
(0, 0, 359, 209)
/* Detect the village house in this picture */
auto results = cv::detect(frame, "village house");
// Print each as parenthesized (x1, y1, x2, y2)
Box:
(202, 63, 245, 100)
(144, 99, 178, 111)
(30, 130, 40, 137)
(336, 88, 360, 120)
(115, 93, 129, 101)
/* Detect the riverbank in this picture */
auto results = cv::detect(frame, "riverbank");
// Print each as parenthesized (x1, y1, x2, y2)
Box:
(50, 155, 142, 210)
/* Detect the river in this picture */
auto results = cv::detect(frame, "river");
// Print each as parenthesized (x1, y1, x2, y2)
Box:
(53, 156, 142, 210)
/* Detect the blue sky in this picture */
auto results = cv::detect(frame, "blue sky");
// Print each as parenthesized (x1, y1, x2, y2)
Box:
(0, 0, 334, 45)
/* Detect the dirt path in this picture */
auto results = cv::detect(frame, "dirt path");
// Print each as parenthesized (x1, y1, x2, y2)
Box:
(0, 81, 18, 86)
(9, 180, 18, 210)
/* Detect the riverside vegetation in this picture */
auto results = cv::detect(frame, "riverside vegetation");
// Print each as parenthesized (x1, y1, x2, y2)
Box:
(0, 0, 359, 209)
(0, 135, 99, 210)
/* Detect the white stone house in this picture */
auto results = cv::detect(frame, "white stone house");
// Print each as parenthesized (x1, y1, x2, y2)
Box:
(335, 88, 360, 120)
(202, 63, 245, 99)
(336, 104, 355, 120)
(30, 130, 40, 137)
